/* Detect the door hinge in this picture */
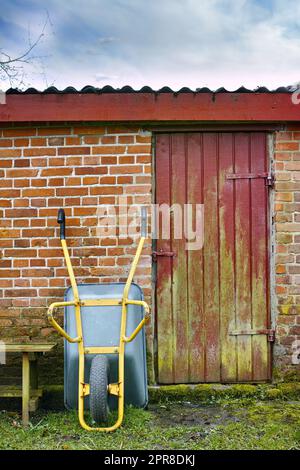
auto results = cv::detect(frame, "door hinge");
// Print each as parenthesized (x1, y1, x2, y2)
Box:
(226, 172, 274, 188)
(152, 250, 176, 262)
(229, 329, 275, 342)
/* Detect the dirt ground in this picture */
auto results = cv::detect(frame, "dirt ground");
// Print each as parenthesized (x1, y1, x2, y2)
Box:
(0, 399, 300, 450)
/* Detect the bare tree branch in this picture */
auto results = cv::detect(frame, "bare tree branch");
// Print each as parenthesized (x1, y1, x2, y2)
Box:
(0, 12, 51, 89)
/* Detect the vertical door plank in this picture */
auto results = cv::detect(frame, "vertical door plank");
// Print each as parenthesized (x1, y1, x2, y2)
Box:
(250, 132, 270, 381)
(171, 134, 189, 383)
(234, 133, 253, 381)
(186, 133, 205, 382)
(203, 133, 220, 382)
(218, 133, 237, 382)
(156, 134, 174, 383)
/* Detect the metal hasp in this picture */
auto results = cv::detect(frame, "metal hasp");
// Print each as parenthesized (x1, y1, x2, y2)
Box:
(152, 250, 176, 262)
(229, 329, 275, 342)
(226, 172, 274, 188)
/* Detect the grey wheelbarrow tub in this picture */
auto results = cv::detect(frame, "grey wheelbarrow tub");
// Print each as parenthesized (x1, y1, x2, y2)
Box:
(64, 282, 148, 411)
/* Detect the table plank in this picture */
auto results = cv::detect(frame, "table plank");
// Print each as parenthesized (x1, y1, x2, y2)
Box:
(0, 386, 43, 398)
(0, 343, 56, 353)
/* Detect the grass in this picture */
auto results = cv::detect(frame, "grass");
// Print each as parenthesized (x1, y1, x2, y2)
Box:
(1, 399, 300, 450)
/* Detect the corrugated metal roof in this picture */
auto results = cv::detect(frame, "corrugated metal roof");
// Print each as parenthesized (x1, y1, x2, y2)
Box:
(5, 85, 294, 94)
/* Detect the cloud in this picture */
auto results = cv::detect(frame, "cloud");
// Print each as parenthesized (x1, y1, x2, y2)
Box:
(1, 0, 300, 90)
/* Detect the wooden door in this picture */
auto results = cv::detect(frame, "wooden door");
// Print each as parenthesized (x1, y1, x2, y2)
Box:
(155, 132, 272, 383)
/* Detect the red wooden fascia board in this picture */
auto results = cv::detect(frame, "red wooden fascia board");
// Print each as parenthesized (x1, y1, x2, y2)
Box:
(0, 92, 300, 122)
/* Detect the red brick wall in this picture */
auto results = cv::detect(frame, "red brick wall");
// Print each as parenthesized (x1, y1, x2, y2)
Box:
(1, 123, 300, 384)
(0, 124, 152, 384)
(274, 125, 300, 380)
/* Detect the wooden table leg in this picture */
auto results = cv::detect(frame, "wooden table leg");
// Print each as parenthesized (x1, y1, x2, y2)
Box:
(29, 353, 38, 390)
(22, 352, 30, 426)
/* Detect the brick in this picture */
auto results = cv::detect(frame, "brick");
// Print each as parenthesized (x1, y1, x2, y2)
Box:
(127, 144, 151, 154)
(110, 165, 143, 175)
(48, 177, 64, 186)
(41, 168, 72, 176)
(14, 179, 30, 188)
(0, 270, 20, 278)
(3, 128, 36, 137)
(117, 176, 133, 184)
(38, 127, 71, 136)
(101, 156, 117, 165)
(48, 137, 64, 146)
(118, 135, 134, 144)
(4, 289, 37, 297)
(14, 239, 30, 248)
(0, 139, 13, 147)
(31, 178, 47, 187)
(0, 228, 20, 238)
(84, 136, 99, 144)
(6, 209, 37, 218)
(288, 266, 300, 274)
(73, 126, 105, 135)
(276, 142, 299, 151)
(0, 149, 21, 157)
(108, 126, 139, 134)
(82, 176, 99, 185)
(31, 138, 47, 146)
(136, 134, 152, 143)
(90, 186, 123, 195)
(136, 155, 151, 163)
(286, 162, 300, 171)
(74, 207, 97, 216)
(31, 157, 48, 167)
(92, 145, 126, 155)
(275, 192, 293, 202)
(66, 137, 81, 145)
(58, 146, 90, 155)
(22, 269, 53, 277)
(14, 138, 29, 147)
(290, 325, 300, 335)
(101, 136, 116, 144)
(56, 187, 88, 196)
(100, 176, 116, 184)
(14, 159, 30, 167)
(5, 249, 37, 257)
(118, 156, 135, 164)
(274, 152, 291, 161)
(6, 169, 38, 178)
(276, 223, 300, 232)
(75, 166, 107, 175)
(125, 184, 151, 194)
(0, 200, 11, 208)
(24, 148, 56, 157)
(49, 158, 65, 166)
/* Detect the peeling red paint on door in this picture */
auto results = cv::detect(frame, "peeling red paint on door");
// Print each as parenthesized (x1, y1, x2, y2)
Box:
(155, 132, 271, 384)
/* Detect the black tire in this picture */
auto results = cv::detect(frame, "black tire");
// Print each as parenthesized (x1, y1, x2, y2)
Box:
(90, 355, 110, 424)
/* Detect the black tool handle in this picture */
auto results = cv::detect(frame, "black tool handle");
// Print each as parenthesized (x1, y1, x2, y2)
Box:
(57, 209, 66, 240)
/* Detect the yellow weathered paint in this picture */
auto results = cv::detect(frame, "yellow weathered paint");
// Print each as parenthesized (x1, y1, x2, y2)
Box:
(48, 236, 150, 432)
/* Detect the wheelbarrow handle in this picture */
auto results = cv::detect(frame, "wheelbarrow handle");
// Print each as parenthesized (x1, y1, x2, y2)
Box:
(57, 208, 66, 239)
(141, 206, 147, 238)
(47, 301, 82, 343)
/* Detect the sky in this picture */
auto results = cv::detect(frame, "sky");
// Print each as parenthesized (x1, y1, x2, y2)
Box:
(0, 0, 300, 91)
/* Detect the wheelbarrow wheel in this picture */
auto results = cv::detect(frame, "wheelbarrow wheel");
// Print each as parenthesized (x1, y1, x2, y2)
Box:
(90, 355, 110, 424)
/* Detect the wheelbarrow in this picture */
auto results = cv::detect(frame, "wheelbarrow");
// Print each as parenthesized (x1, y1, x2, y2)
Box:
(47, 208, 150, 432)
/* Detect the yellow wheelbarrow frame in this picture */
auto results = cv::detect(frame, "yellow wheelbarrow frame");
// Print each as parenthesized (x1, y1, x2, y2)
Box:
(47, 209, 150, 432)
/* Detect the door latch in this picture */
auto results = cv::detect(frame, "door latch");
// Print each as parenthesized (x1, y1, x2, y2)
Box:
(152, 250, 176, 262)
(226, 172, 274, 188)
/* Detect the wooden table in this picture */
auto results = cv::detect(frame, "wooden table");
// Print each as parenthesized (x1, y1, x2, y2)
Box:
(0, 343, 56, 426)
